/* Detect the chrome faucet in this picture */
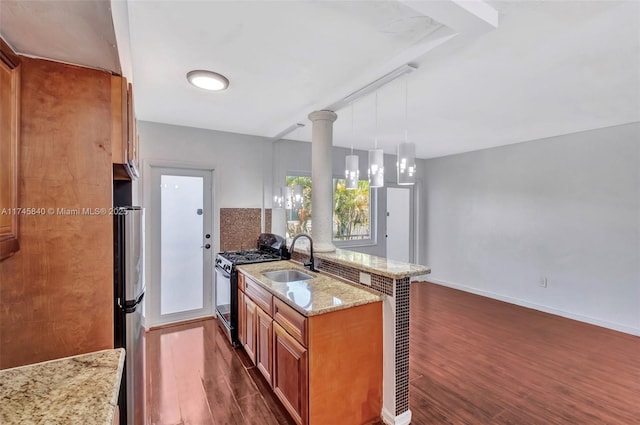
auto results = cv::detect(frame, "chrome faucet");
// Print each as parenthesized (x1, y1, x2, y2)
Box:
(288, 233, 317, 272)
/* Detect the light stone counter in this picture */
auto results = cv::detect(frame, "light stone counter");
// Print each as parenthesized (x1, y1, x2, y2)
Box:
(316, 248, 431, 279)
(236, 260, 384, 316)
(0, 348, 125, 425)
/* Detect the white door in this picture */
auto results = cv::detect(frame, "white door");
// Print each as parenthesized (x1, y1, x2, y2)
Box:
(386, 187, 411, 263)
(148, 166, 214, 327)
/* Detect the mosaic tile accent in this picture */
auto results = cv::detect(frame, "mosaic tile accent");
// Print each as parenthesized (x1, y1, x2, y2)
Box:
(220, 208, 264, 251)
(395, 276, 411, 416)
(264, 209, 272, 233)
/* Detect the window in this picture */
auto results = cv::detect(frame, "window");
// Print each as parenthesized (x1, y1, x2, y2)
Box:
(285, 176, 373, 244)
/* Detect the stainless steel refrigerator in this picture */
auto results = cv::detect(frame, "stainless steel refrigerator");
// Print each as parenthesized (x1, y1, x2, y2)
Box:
(114, 206, 145, 425)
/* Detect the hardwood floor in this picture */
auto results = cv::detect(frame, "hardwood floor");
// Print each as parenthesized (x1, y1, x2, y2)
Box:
(410, 282, 640, 425)
(146, 319, 295, 425)
(146, 282, 640, 425)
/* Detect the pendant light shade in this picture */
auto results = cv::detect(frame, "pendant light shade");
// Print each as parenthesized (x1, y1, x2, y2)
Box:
(284, 186, 293, 209)
(368, 92, 384, 188)
(345, 155, 359, 189)
(292, 184, 304, 209)
(397, 142, 416, 185)
(273, 187, 284, 209)
(368, 149, 384, 188)
(396, 72, 416, 185)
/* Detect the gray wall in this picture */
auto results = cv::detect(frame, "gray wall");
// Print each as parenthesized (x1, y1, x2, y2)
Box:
(138, 122, 392, 256)
(420, 122, 640, 334)
(138, 121, 272, 209)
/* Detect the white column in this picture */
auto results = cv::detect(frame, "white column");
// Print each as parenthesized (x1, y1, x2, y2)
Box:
(308, 110, 337, 252)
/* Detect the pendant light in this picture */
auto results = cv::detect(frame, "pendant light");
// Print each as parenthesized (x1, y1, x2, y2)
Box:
(368, 91, 384, 188)
(273, 187, 284, 209)
(397, 74, 416, 185)
(284, 186, 293, 210)
(345, 102, 359, 189)
(292, 184, 304, 209)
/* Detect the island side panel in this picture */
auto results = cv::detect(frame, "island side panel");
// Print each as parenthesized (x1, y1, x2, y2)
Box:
(308, 301, 383, 424)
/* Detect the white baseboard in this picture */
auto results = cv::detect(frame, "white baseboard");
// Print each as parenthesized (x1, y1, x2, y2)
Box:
(381, 408, 412, 425)
(424, 278, 640, 336)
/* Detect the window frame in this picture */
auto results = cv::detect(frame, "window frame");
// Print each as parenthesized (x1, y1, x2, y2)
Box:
(283, 173, 378, 248)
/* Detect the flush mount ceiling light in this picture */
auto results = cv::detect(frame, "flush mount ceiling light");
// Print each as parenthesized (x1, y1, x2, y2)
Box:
(186, 70, 229, 91)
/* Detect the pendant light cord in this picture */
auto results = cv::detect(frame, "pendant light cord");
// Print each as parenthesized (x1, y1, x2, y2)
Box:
(351, 102, 354, 155)
(374, 91, 378, 149)
(404, 73, 409, 143)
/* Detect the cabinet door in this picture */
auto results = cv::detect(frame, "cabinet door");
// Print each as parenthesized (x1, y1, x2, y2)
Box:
(0, 55, 20, 261)
(126, 83, 136, 165)
(242, 295, 257, 364)
(110, 75, 127, 165)
(256, 306, 273, 386)
(238, 290, 245, 346)
(273, 322, 308, 425)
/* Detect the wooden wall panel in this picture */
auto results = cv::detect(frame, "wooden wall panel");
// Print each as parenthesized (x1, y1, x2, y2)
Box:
(0, 57, 113, 369)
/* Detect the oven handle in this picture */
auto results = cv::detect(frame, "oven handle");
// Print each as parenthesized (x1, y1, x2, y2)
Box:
(215, 266, 231, 279)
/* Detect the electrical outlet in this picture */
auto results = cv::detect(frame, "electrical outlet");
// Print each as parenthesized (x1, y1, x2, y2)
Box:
(359, 272, 371, 286)
(539, 277, 548, 288)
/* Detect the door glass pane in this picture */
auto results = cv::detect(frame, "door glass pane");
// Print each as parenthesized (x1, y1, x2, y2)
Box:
(160, 175, 204, 315)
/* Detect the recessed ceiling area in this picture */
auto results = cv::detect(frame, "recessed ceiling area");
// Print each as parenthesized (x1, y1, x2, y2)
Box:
(0, 1, 637, 159)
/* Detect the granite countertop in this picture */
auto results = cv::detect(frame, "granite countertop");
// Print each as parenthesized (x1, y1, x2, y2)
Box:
(0, 348, 125, 425)
(236, 260, 384, 317)
(315, 248, 431, 279)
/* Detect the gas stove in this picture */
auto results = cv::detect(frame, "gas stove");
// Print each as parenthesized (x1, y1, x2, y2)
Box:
(215, 233, 287, 346)
(215, 249, 282, 274)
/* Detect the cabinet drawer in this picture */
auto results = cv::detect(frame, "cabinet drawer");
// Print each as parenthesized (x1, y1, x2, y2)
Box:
(274, 298, 307, 347)
(245, 278, 273, 315)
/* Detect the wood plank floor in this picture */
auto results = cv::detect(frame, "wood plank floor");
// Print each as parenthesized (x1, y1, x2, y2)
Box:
(146, 318, 296, 425)
(146, 282, 640, 425)
(410, 282, 640, 425)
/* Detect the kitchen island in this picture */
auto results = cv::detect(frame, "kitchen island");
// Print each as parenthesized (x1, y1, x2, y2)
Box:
(236, 261, 384, 425)
(0, 348, 125, 425)
(287, 248, 431, 425)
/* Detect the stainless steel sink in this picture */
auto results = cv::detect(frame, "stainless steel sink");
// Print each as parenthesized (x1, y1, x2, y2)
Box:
(262, 269, 314, 282)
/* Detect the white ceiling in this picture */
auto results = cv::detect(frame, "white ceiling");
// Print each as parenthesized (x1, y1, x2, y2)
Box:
(1, 1, 638, 159)
(0, 0, 120, 73)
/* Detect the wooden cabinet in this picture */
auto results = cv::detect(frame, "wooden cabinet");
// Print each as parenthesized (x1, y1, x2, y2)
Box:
(111, 76, 139, 179)
(0, 41, 20, 261)
(256, 306, 273, 386)
(238, 270, 383, 425)
(273, 321, 308, 425)
(238, 290, 245, 346)
(241, 293, 257, 364)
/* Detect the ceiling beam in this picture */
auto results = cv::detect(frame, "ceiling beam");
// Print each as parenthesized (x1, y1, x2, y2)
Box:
(266, 0, 499, 139)
(400, 0, 498, 34)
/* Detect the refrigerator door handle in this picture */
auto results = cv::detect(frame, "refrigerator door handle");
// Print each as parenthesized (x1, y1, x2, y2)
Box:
(124, 292, 145, 313)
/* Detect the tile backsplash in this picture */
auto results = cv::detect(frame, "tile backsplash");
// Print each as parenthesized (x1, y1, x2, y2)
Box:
(220, 208, 271, 251)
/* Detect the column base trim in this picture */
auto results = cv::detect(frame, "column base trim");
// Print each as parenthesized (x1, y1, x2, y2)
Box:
(381, 408, 412, 425)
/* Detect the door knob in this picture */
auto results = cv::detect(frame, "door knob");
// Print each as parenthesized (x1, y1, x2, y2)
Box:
(201, 244, 211, 249)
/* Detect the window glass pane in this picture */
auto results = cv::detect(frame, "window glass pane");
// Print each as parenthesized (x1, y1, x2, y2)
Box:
(160, 175, 204, 315)
(285, 176, 371, 242)
(333, 178, 371, 241)
(285, 176, 312, 239)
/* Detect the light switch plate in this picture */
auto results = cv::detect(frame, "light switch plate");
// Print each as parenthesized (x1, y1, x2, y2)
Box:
(359, 272, 371, 286)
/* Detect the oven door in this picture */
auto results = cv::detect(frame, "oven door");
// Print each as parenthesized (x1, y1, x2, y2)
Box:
(215, 266, 231, 327)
